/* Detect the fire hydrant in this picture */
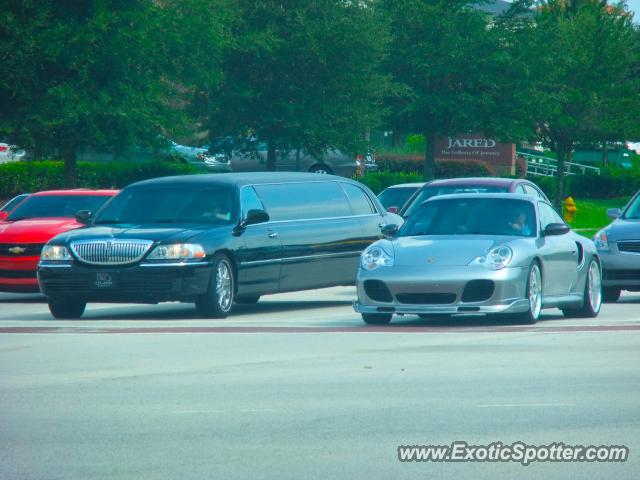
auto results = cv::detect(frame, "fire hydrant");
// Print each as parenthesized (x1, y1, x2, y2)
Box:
(563, 196, 577, 223)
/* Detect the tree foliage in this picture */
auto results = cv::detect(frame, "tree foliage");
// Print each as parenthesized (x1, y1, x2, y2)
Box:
(0, 0, 229, 184)
(208, 0, 390, 170)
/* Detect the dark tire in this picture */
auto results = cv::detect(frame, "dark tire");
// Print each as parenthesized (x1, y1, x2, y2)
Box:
(562, 258, 602, 319)
(511, 262, 542, 325)
(235, 295, 260, 304)
(362, 313, 392, 325)
(48, 299, 86, 319)
(602, 286, 621, 303)
(309, 164, 332, 175)
(195, 254, 234, 318)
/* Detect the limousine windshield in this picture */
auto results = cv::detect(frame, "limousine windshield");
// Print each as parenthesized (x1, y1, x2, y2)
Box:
(93, 186, 237, 224)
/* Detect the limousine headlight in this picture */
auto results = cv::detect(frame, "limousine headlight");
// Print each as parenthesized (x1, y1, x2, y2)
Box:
(361, 246, 394, 271)
(41, 245, 72, 261)
(147, 243, 206, 261)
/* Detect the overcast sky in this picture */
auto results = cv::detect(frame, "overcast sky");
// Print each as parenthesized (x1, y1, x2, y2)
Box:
(627, 0, 640, 17)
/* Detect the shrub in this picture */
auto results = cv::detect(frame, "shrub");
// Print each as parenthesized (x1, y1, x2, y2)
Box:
(374, 155, 493, 177)
(0, 160, 197, 198)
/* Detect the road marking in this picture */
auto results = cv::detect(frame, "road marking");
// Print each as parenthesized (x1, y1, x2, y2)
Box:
(1, 324, 640, 334)
(477, 403, 576, 408)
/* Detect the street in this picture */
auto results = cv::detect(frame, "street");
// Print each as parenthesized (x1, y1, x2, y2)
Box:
(1, 288, 639, 479)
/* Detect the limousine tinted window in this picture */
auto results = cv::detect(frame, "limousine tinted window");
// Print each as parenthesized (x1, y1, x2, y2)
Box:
(240, 186, 265, 217)
(94, 186, 236, 224)
(254, 182, 351, 221)
(341, 183, 377, 215)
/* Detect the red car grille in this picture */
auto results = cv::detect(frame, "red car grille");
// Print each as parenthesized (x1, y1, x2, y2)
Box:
(0, 244, 44, 257)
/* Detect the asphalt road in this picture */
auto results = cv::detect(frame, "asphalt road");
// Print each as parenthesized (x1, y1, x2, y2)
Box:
(1, 288, 639, 480)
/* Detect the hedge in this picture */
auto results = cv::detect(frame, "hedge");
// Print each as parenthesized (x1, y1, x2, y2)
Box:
(0, 160, 196, 199)
(527, 168, 640, 200)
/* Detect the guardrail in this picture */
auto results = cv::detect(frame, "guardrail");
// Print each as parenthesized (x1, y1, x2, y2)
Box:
(517, 152, 601, 177)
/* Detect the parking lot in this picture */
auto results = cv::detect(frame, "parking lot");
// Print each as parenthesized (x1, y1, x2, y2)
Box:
(1, 287, 639, 480)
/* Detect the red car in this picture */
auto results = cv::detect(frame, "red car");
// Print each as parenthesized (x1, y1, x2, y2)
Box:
(0, 189, 118, 293)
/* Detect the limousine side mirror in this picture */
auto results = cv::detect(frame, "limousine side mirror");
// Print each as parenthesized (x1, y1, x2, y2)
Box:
(244, 209, 269, 226)
(75, 209, 92, 225)
(543, 223, 570, 236)
(381, 223, 399, 237)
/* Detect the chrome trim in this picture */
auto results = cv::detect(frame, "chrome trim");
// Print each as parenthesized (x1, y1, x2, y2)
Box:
(281, 251, 361, 263)
(139, 262, 211, 267)
(70, 239, 154, 265)
(239, 251, 360, 267)
(240, 258, 282, 267)
(37, 263, 72, 268)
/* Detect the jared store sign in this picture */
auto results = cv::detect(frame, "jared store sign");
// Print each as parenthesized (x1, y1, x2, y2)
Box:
(435, 134, 515, 174)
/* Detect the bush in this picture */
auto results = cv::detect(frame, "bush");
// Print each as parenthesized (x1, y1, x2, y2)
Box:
(375, 155, 493, 177)
(0, 160, 197, 198)
(526, 167, 640, 200)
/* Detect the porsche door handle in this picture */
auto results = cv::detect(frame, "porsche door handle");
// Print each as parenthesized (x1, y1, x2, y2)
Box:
(268, 232, 279, 239)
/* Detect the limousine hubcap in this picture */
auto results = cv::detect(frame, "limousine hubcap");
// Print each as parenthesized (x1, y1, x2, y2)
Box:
(216, 261, 233, 311)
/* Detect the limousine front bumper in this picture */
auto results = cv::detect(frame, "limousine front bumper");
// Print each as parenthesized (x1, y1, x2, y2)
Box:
(38, 261, 213, 302)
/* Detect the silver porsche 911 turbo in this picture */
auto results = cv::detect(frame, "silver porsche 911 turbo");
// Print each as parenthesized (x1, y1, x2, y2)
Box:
(354, 194, 602, 325)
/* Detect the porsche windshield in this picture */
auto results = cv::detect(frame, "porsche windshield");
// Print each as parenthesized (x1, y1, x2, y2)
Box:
(400, 197, 536, 237)
(93, 186, 236, 224)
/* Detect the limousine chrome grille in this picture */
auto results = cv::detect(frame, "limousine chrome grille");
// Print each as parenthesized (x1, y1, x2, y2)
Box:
(70, 239, 154, 265)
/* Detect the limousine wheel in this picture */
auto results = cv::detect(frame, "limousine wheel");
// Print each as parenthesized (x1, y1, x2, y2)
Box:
(196, 254, 235, 318)
(48, 299, 86, 319)
(361, 313, 392, 325)
(235, 295, 260, 304)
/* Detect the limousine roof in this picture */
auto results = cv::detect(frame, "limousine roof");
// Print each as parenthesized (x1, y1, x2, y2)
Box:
(129, 172, 357, 189)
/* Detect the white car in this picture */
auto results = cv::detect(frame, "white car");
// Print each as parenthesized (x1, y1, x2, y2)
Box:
(0, 143, 27, 164)
(626, 141, 640, 154)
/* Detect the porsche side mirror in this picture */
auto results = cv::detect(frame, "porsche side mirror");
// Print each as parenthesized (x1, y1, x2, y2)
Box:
(381, 224, 399, 237)
(544, 223, 570, 236)
(607, 208, 622, 220)
(0, 211, 8, 222)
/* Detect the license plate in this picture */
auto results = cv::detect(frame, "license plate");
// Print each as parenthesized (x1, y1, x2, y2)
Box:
(93, 272, 116, 289)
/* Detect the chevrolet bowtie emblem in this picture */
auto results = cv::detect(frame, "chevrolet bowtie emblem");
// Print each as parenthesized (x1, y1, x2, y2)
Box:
(8, 246, 26, 254)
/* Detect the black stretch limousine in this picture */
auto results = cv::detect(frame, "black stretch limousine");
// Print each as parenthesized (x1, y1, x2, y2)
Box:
(38, 172, 403, 319)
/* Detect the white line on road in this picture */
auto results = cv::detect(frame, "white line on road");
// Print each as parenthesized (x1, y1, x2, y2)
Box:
(476, 403, 576, 408)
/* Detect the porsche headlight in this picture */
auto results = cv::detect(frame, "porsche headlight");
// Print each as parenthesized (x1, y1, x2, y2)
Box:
(40, 245, 71, 262)
(593, 229, 609, 251)
(147, 243, 206, 261)
(361, 246, 394, 271)
(470, 246, 513, 270)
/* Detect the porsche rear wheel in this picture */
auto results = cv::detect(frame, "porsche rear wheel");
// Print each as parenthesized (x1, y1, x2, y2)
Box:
(362, 313, 392, 325)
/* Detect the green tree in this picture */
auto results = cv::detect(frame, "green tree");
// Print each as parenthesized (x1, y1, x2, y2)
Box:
(0, 0, 229, 185)
(208, 0, 389, 171)
(532, 0, 640, 209)
(381, 0, 532, 180)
